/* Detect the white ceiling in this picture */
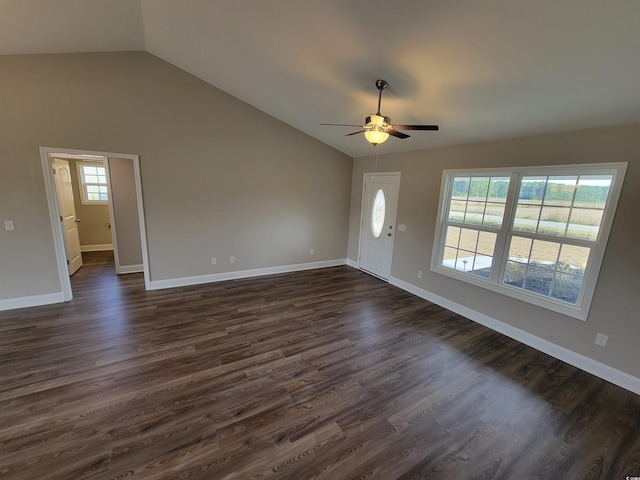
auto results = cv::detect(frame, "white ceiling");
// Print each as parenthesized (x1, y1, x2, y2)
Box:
(2, 0, 640, 158)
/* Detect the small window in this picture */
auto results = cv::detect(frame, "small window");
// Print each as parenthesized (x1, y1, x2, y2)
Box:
(431, 163, 627, 320)
(77, 162, 108, 205)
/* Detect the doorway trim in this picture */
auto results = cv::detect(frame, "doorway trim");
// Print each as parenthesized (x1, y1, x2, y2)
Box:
(40, 146, 151, 300)
(357, 171, 401, 281)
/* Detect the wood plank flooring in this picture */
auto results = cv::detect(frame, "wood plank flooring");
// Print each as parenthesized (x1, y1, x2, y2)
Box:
(1, 251, 639, 479)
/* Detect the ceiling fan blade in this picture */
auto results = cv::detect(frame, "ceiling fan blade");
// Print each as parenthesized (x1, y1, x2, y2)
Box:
(388, 129, 410, 139)
(392, 125, 439, 131)
(345, 130, 366, 136)
(320, 123, 363, 127)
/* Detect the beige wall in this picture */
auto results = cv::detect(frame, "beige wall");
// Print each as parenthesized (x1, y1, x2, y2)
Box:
(108, 157, 142, 267)
(348, 123, 640, 377)
(64, 158, 113, 247)
(0, 52, 351, 299)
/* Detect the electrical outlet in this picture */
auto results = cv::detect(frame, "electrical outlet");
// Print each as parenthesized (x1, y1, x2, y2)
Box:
(417, 270, 423, 279)
(230, 256, 235, 264)
(595, 333, 608, 347)
(4, 220, 15, 231)
(310, 249, 315, 256)
(211, 257, 216, 265)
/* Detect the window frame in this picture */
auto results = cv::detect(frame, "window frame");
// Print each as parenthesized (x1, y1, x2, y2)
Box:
(431, 162, 627, 320)
(76, 161, 109, 205)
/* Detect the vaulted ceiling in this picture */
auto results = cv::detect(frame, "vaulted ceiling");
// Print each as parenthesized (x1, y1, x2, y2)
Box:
(2, 0, 640, 158)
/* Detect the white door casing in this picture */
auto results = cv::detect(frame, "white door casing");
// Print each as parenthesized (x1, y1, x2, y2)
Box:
(53, 158, 83, 275)
(41, 147, 151, 301)
(359, 172, 400, 280)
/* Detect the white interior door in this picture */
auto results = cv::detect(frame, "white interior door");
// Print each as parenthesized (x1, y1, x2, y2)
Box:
(53, 158, 83, 275)
(359, 172, 400, 280)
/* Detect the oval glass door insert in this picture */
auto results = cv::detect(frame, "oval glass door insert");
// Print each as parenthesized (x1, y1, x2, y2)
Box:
(371, 188, 385, 238)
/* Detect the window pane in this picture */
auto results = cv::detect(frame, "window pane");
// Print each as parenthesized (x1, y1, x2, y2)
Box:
(519, 176, 546, 203)
(504, 261, 526, 288)
(551, 273, 582, 304)
(488, 177, 510, 201)
(85, 174, 99, 183)
(574, 175, 611, 207)
(513, 205, 540, 233)
(538, 206, 570, 237)
(455, 254, 474, 272)
(448, 200, 466, 223)
(469, 177, 489, 200)
(452, 177, 470, 199)
(524, 264, 553, 296)
(445, 226, 461, 247)
(567, 208, 603, 241)
(530, 240, 560, 264)
(459, 228, 478, 252)
(558, 244, 590, 271)
(550, 245, 590, 305)
(507, 236, 532, 262)
(443, 247, 458, 269)
(463, 201, 485, 225)
(483, 203, 505, 228)
(544, 176, 577, 206)
(477, 231, 497, 257)
(82, 165, 98, 176)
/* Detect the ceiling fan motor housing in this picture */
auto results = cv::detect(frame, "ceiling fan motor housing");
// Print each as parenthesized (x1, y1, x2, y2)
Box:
(366, 114, 391, 127)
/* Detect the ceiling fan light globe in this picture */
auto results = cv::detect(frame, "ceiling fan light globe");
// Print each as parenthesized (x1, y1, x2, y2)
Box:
(364, 129, 389, 145)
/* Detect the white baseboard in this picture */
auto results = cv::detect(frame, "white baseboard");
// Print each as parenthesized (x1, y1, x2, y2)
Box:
(346, 258, 358, 268)
(0, 292, 65, 311)
(148, 258, 347, 290)
(388, 275, 640, 396)
(116, 264, 144, 274)
(81, 244, 113, 252)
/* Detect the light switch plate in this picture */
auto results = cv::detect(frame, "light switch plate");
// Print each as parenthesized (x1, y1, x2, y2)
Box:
(4, 220, 15, 231)
(398, 224, 407, 232)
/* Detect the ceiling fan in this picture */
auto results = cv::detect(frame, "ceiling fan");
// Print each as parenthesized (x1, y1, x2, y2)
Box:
(321, 79, 439, 145)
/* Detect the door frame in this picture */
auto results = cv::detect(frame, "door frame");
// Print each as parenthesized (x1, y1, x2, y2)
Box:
(357, 171, 401, 280)
(40, 146, 151, 300)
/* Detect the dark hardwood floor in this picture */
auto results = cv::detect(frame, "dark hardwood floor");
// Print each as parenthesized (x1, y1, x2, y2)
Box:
(1, 251, 639, 479)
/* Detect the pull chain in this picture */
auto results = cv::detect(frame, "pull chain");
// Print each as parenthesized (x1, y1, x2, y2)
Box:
(373, 145, 379, 171)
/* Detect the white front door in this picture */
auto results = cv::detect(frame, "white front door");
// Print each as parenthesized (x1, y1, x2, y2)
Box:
(359, 172, 400, 280)
(53, 158, 83, 275)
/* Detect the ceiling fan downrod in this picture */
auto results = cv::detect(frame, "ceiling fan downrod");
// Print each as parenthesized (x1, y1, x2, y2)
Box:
(375, 79, 388, 116)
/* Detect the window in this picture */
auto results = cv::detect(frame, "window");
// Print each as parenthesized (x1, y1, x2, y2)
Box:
(432, 163, 627, 320)
(77, 162, 109, 205)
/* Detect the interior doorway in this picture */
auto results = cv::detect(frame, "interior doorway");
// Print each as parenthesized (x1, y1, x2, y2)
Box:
(40, 147, 150, 300)
(358, 172, 400, 280)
